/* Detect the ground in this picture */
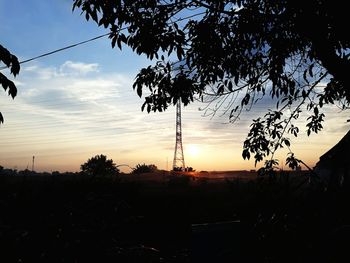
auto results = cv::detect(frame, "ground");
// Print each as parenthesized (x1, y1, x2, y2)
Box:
(0, 171, 349, 262)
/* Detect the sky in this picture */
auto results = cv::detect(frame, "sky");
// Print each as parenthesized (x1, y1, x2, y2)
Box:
(0, 0, 349, 173)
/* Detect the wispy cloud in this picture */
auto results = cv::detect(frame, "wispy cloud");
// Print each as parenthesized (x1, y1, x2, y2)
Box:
(0, 61, 179, 170)
(60, 60, 99, 75)
(1, 61, 349, 172)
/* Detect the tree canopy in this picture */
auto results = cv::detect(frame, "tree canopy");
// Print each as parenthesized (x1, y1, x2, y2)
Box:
(80, 154, 120, 176)
(73, 0, 349, 169)
(0, 45, 20, 124)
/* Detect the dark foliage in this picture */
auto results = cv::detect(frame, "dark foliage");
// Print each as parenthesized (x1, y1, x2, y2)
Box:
(73, 0, 349, 168)
(132, 163, 158, 174)
(0, 44, 20, 124)
(80, 154, 119, 177)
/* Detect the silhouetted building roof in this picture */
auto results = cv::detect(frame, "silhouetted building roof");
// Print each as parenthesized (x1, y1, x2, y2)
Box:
(316, 130, 350, 168)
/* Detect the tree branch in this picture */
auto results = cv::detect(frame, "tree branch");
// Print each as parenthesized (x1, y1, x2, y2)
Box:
(191, 0, 235, 15)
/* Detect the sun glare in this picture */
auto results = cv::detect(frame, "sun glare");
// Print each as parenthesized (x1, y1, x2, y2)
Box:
(187, 144, 200, 157)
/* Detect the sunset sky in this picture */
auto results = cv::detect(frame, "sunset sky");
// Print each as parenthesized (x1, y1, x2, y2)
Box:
(0, 0, 349, 173)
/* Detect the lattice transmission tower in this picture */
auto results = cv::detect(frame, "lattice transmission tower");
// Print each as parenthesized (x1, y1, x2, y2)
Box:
(173, 100, 185, 171)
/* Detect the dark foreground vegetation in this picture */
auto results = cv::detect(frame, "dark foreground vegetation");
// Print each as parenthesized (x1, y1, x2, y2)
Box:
(0, 172, 349, 262)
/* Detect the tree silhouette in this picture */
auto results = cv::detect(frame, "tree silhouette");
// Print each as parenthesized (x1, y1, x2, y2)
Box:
(73, 0, 349, 168)
(80, 154, 119, 177)
(0, 44, 20, 124)
(132, 163, 158, 174)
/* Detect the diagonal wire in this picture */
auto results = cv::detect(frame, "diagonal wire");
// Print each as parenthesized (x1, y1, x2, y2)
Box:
(0, 32, 112, 70)
(0, 11, 207, 71)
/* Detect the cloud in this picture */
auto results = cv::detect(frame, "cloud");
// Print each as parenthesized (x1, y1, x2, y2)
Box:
(64, 78, 121, 101)
(21, 61, 100, 80)
(59, 60, 99, 75)
(0, 62, 143, 150)
(17, 61, 131, 107)
(13, 80, 25, 86)
(1, 60, 348, 172)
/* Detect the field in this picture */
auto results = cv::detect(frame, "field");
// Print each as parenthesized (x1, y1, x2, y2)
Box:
(0, 171, 349, 262)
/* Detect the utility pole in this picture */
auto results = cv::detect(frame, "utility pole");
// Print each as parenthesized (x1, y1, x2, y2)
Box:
(32, 155, 35, 172)
(173, 100, 185, 171)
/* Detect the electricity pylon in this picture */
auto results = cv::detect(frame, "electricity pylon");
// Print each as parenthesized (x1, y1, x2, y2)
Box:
(173, 100, 185, 171)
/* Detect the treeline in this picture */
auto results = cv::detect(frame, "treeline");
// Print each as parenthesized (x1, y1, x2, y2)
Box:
(0, 153, 159, 177)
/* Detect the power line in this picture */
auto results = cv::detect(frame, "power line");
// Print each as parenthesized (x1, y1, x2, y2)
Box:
(0, 11, 208, 71)
(0, 33, 111, 70)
